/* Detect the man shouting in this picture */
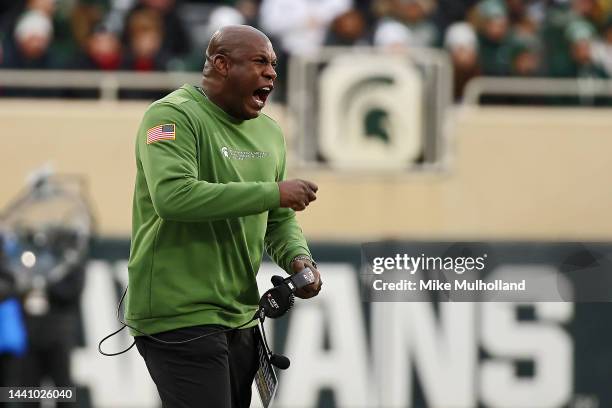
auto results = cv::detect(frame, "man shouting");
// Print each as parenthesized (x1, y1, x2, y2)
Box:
(126, 25, 322, 408)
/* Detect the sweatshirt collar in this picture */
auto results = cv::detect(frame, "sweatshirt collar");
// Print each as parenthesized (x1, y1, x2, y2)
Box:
(185, 84, 244, 125)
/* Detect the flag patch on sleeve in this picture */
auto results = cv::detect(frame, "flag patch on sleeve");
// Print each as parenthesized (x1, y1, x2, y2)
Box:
(146, 123, 176, 144)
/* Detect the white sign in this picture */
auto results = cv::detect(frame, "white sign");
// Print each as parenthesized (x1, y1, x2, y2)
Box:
(74, 261, 574, 408)
(318, 55, 424, 170)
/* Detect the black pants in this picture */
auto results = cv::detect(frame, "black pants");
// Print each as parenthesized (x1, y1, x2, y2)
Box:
(135, 325, 259, 408)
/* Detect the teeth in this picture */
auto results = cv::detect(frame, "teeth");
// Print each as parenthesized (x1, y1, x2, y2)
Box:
(262, 87, 271, 91)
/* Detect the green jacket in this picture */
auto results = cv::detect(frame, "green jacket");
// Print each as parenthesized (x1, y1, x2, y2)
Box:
(125, 84, 311, 335)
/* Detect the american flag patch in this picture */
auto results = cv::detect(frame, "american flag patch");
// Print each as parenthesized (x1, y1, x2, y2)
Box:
(146, 123, 176, 144)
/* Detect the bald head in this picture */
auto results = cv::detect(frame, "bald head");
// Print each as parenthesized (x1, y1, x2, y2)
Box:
(200, 24, 277, 120)
(205, 25, 271, 72)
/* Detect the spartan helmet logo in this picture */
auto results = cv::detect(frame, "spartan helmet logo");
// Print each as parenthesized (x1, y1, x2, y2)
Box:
(318, 54, 423, 169)
(221, 146, 229, 158)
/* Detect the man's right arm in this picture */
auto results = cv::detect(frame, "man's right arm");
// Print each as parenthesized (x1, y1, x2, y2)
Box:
(138, 103, 280, 222)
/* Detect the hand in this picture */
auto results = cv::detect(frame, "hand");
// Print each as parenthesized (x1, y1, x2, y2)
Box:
(291, 259, 322, 299)
(278, 179, 318, 211)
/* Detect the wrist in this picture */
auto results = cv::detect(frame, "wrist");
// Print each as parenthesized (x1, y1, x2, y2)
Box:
(291, 255, 317, 269)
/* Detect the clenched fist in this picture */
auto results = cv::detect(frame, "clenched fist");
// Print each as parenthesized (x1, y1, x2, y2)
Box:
(291, 259, 322, 299)
(278, 179, 318, 211)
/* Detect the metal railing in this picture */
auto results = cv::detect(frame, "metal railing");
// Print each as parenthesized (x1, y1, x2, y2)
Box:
(0, 69, 202, 100)
(4, 69, 612, 107)
(463, 76, 612, 106)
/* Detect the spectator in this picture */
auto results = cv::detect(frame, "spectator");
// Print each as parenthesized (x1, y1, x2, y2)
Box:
(1, 10, 55, 69)
(431, 0, 479, 34)
(564, 19, 608, 78)
(0, 0, 82, 69)
(127, 0, 191, 58)
(259, 0, 351, 101)
(235, 0, 260, 27)
(122, 8, 167, 71)
(444, 22, 481, 100)
(508, 31, 542, 76)
(70, 1, 109, 58)
(475, 0, 513, 75)
(374, 0, 439, 48)
(325, 9, 371, 46)
(28, 0, 55, 16)
(0, 0, 611, 105)
(205, 6, 246, 41)
(372, 0, 395, 19)
(177, 5, 247, 72)
(570, 0, 608, 30)
(259, 0, 352, 56)
(592, 15, 612, 76)
(0, 0, 57, 27)
(78, 27, 123, 70)
(505, 0, 540, 34)
(541, 0, 574, 77)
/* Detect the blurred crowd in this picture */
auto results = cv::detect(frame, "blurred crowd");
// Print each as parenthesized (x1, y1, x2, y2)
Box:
(1, 0, 612, 100)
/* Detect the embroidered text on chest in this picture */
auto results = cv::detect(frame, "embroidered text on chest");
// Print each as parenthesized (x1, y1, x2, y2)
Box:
(221, 146, 270, 160)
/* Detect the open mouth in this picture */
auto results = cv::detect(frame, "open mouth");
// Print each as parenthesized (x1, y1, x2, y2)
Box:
(252, 86, 273, 108)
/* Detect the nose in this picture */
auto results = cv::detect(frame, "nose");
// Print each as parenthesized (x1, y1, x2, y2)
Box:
(263, 63, 277, 81)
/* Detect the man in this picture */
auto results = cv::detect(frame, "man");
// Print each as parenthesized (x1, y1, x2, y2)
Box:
(475, 0, 513, 76)
(126, 25, 322, 408)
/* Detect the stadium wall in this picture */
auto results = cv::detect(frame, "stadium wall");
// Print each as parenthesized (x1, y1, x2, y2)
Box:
(1, 100, 611, 240)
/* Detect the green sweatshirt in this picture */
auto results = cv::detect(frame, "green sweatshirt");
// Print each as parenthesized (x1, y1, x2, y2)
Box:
(125, 84, 311, 335)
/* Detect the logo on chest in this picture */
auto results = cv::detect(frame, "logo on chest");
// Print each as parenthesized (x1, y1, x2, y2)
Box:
(220, 146, 270, 160)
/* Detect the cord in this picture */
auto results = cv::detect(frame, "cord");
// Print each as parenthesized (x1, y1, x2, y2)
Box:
(98, 286, 258, 356)
(258, 315, 273, 356)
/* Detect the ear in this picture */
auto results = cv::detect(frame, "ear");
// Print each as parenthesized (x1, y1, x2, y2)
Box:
(212, 54, 230, 77)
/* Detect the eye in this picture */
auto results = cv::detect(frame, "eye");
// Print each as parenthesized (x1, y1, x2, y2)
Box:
(271, 61, 278, 68)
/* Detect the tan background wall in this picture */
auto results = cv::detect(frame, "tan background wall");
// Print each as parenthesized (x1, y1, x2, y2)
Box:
(1, 100, 611, 240)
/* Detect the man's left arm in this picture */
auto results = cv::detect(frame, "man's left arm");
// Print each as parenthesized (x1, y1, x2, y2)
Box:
(265, 206, 322, 299)
(264, 137, 322, 299)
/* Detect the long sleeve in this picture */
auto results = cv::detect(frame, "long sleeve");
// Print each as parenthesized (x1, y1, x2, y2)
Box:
(138, 102, 280, 222)
(264, 139, 312, 274)
(128, 85, 304, 334)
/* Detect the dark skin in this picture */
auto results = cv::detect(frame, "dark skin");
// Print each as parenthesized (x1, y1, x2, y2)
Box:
(202, 25, 277, 120)
(201, 25, 321, 298)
